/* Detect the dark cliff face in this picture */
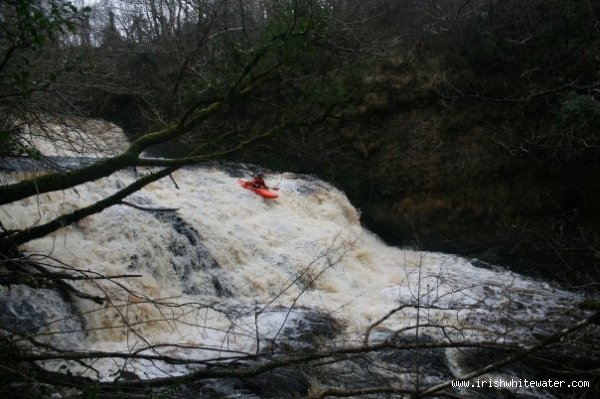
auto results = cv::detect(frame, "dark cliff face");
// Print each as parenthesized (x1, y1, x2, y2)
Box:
(338, 108, 600, 289)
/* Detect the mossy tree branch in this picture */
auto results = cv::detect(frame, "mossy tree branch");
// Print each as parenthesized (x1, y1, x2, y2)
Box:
(0, 166, 177, 249)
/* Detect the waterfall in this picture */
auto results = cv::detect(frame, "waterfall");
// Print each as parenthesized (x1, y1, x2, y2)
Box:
(0, 162, 592, 397)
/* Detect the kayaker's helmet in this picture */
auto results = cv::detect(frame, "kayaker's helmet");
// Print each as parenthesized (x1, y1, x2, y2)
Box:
(257, 173, 264, 178)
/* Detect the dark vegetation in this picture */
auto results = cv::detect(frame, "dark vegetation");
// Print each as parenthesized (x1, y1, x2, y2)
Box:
(1, 0, 600, 397)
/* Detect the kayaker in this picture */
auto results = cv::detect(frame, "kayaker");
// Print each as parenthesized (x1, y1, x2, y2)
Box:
(251, 173, 268, 189)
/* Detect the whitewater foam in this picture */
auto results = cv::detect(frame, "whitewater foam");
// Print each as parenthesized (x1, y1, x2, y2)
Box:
(0, 164, 587, 382)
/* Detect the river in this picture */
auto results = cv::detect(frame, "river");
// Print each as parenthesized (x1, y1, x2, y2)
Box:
(1, 158, 596, 398)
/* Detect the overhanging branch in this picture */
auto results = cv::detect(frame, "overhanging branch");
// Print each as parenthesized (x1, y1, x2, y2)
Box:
(0, 166, 177, 249)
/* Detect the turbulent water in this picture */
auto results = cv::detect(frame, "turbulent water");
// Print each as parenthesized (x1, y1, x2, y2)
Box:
(0, 160, 594, 397)
(16, 117, 129, 158)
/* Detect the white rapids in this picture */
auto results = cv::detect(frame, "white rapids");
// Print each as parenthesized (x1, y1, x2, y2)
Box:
(15, 117, 129, 158)
(0, 163, 588, 384)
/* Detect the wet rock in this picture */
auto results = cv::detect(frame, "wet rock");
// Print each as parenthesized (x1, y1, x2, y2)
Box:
(0, 299, 41, 333)
(181, 368, 309, 399)
(271, 309, 341, 351)
(383, 334, 454, 383)
(0, 286, 85, 344)
(283, 311, 340, 346)
(125, 196, 231, 297)
(238, 368, 310, 399)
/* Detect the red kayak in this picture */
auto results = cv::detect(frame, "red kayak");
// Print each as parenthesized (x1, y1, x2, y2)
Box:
(239, 180, 279, 200)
